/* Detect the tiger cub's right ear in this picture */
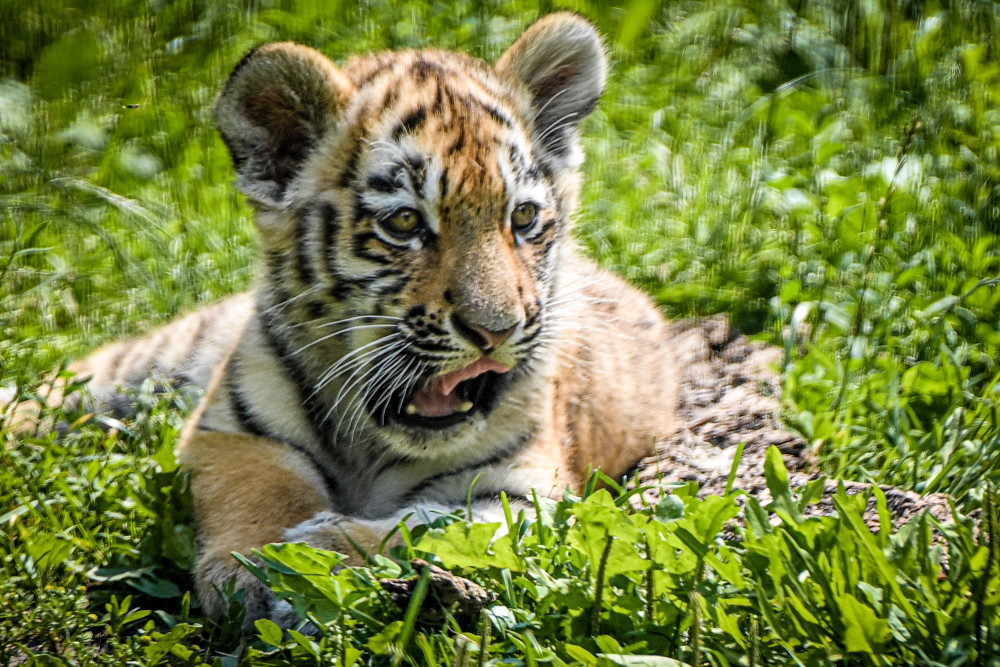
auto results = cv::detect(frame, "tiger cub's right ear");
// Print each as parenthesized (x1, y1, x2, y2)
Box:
(216, 43, 354, 209)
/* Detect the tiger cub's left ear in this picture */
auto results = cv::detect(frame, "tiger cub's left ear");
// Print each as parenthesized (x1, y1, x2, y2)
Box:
(496, 13, 607, 169)
(216, 43, 354, 209)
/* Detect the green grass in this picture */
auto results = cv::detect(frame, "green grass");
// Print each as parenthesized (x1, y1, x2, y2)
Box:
(2, 0, 999, 664)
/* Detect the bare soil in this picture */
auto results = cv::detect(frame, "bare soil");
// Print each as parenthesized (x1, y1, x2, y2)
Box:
(634, 316, 953, 529)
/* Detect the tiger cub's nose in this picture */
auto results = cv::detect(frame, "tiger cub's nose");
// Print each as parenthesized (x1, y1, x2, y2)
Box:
(451, 313, 518, 353)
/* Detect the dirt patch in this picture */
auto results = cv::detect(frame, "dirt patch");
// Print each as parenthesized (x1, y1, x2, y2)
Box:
(635, 316, 952, 529)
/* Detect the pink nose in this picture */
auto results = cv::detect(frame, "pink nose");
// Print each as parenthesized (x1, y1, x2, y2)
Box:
(451, 314, 518, 352)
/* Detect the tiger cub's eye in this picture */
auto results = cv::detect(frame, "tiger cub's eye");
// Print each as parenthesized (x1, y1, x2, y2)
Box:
(383, 208, 422, 237)
(511, 202, 539, 232)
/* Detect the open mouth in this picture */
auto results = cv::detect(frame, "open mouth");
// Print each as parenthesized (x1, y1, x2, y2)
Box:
(384, 358, 511, 429)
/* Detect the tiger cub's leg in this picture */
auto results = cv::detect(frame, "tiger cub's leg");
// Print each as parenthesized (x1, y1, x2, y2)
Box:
(176, 431, 338, 623)
(178, 430, 504, 627)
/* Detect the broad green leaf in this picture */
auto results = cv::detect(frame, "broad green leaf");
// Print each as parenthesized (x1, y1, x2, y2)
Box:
(256, 542, 345, 576)
(564, 644, 599, 666)
(142, 623, 201, 662)
(287, 629, 321, 658)
(743, 496, 773, 538)
(569, 490, 648, 577)
(871, 486, 893, 547)
(705, 545, 745, 587)
(253, 545, 364, 624)
(414, 521, 522, 570)
(127, 574, 181, 599)
(255, 618, 284, 647)
(838, 593, 891, 654)
(832, 487, 918, 619)
(764, 446, 804, 523)
(645, 520, 698, 574)
(708, 600, 746, 648)
(687, 494, 739, 543)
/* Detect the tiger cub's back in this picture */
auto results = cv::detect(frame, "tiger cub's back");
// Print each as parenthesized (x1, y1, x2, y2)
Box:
(64, 294, 254, 418)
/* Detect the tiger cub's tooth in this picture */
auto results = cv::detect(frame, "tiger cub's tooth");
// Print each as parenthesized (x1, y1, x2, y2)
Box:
(405, 404, 418, 415)
(457, 401, 474, 413)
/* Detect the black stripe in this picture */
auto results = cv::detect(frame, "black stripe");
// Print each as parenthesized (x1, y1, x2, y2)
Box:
(321, 203, 341, 246)
(424, 322, 448, 337)
(351, 232, 397, 265)
(433, 81, 444, 111)
(401, 430, 534, 503)
(228, 360, 273, 439)
(334, 268, 405, 293)
(228, 369, 341, 495)
(256, 300, 324, 439)
(295, 209, 316, 287)
(515, 326, 541, 350)
(367, 173, 398, 193)
(353, 57, 394, 87)
(469, 491, 503, 503)
(253, 319, 364, 486)
(467, 97, 512, 128)
(372, 452, 418, 478)
(305, 299, 327, 321)
(438, 168, 449, 200)
(507, 144, 525, 172)
(538, 236, 558, 255)
(295, 447, 341, 497)
(360, 268, 405, 284)
(410, 57, 443, 81)
(106, 345, 129, 377)
(409, 339, 459, 353)
(338, 142, 363, 188)
(329, 282, 352, 300)
(391, 107, 427, 140)
(172, 315, 210, 384)
(354, 195, 379, 220)
(379, 87, 400, 116)
(537, 217, 558, 236)
(186, 314, 209, 352)
(321, 203, 342, 276)
(264, 250, 284, 278)
(405, 155, 427, 195)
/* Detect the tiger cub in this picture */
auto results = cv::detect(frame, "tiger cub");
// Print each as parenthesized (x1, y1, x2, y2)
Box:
(51, 13, 680, 625)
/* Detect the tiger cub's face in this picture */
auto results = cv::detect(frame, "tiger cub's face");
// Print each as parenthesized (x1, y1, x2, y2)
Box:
(216, 14, 606, 454)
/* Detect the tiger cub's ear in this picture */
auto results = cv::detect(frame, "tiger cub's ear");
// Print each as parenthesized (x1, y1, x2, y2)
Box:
(496, 13, 607, 169)
(216, 43, 354, 209)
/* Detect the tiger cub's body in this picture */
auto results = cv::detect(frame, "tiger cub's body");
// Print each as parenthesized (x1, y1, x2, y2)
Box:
(58, 14, 679, 625)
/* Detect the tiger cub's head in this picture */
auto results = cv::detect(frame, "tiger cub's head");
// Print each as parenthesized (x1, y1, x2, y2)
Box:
(215, 14, 606, 454)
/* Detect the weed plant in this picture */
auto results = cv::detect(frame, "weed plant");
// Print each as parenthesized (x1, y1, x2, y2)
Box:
(1, 0, 998, 664)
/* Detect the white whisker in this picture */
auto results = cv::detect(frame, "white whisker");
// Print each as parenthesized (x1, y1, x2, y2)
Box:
(291, 323, 397, 356)
(534, 111, 579, 145)
(315, 334, 404, 387)
(259, 290, 312, 315)
(317, 314, 403, 328)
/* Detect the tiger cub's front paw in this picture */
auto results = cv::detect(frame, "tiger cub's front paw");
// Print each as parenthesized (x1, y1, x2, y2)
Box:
(282, 510, 401, 563)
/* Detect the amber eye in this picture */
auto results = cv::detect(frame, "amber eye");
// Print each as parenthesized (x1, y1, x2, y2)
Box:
(511, 202, 539, 233)
(382, 208, 423, 238)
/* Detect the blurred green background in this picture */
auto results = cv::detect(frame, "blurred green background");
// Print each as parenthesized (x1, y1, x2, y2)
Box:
(1, 0, 998, 497)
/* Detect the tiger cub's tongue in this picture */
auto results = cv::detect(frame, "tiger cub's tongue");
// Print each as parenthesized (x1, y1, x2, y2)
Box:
(408, 358, 510, 418)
